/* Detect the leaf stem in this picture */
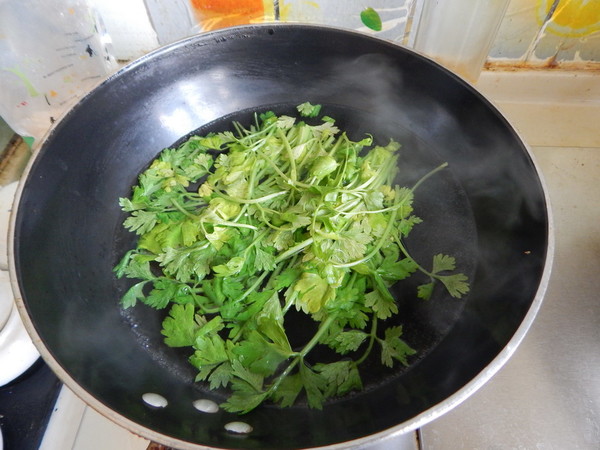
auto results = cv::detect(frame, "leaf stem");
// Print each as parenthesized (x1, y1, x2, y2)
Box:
(356, 316, 378, 365)
(267, 314, 338, 395)
(332, 190, 403, 268)
(257, 148, 313, 190)
(393, 234, 434, 278)
(215, 189, 288, 205)
(171, 198, 197, 219)
(411, 162, 448, 192)
(237, 271, 269, 302)
(278, 128, 297, 182)
(213, 220, 258, 231)
(274, 237, 314, 264)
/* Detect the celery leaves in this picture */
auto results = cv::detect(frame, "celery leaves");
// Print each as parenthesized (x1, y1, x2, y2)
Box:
(115, 104, 470, 414)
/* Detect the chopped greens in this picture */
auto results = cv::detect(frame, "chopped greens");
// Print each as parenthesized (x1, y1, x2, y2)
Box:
(115, 102, 470, 413)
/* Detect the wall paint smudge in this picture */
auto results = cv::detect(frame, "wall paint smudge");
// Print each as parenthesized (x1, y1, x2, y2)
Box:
(277, 0, 413, 43)
(537, 0, 600, 37)
(489, 0, 600, 64)
(2, 67, 39, 97)
(360, 7, 383, 31)
(190, 0, 273, 31)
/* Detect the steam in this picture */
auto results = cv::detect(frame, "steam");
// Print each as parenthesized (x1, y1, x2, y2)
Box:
(313, 51, 546, 234)
(304, 51, 549, 341)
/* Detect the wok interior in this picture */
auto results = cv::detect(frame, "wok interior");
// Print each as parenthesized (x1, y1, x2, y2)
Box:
(14, 25, 548, 449)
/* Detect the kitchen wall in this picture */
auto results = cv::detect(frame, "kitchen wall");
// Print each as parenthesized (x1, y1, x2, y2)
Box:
(1, 0, 598, 141)
(95, 0, 600, 69)
(489, 0, 600, 68)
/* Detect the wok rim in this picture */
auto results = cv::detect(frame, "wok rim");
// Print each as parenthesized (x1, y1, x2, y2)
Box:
(8, 23, 554, 449)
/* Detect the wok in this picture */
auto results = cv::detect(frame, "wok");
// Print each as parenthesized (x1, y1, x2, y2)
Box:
(10, 24, 551, 449)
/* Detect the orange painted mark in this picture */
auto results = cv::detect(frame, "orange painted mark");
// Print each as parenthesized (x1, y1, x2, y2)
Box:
(190, 0, 266, 31)
(49, 90, 58, 97)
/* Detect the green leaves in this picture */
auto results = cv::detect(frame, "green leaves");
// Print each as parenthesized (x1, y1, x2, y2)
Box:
(438, 273, 471, 298)
(253, 246, 276, 272)
(298, 362, 327, 409)
(120, 280, 148, 309)
(161, 303, 198, 347)
(296, 102, 322, 118)
(417, 282, 434, 301)
(329, 330, 368, 354)
(123, 210, 158, 235)
(314, 360, 362, 397)
(156, 244, 214, 283)
(221, 381, 267, 414)
(417, 254, 471, 300)
(190, 335, 228, 369)
(212, 255, 246, 277)
(376, 247, 418, 282)
(309, 155, 338, 179)
(432, 253, 457, 273)
(293, 272, 334, 314)
(378, 326, 416, 368)
(365, 288, 398, 320)
(271, 373, 303, 408)
(115, 103, 471, 414)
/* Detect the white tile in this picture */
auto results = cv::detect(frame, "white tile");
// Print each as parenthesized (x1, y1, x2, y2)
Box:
(72, 406, 149, 450)
(39, 387, 86, 450)
(494, 102, 600, 148)
(476, 70, 600, 147)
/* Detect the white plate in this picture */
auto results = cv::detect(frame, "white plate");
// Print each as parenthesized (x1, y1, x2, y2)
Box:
(0, 181, 17, 272)
(0, 270, 11, 331)
(0, 182, 17, 331)
(0, 180, 38, 386)
(0, 291, 39, 387)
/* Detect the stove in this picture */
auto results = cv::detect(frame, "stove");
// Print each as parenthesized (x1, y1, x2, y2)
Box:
(0, 360, 62, 450)
(0, 69, 598, 449)
(0, 164, 55, 449)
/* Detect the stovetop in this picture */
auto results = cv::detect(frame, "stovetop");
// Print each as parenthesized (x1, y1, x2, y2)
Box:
(0, 69, 598, 450)
(0, 359, 62, 450)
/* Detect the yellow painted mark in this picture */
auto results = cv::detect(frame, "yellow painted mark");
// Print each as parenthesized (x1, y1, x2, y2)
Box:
(278, 0, 319, 22)
(3, 67, 39, 97)
(538, 0, 600, 37)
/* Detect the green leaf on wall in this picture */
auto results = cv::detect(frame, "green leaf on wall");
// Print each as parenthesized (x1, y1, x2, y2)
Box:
(361, 7, 382, 32)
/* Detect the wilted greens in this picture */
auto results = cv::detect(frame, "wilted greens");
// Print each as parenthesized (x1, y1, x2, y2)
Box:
(114, 103, 469, 413)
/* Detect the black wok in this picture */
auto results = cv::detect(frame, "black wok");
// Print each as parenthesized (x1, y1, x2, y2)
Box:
(11, 24, 551, 449)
